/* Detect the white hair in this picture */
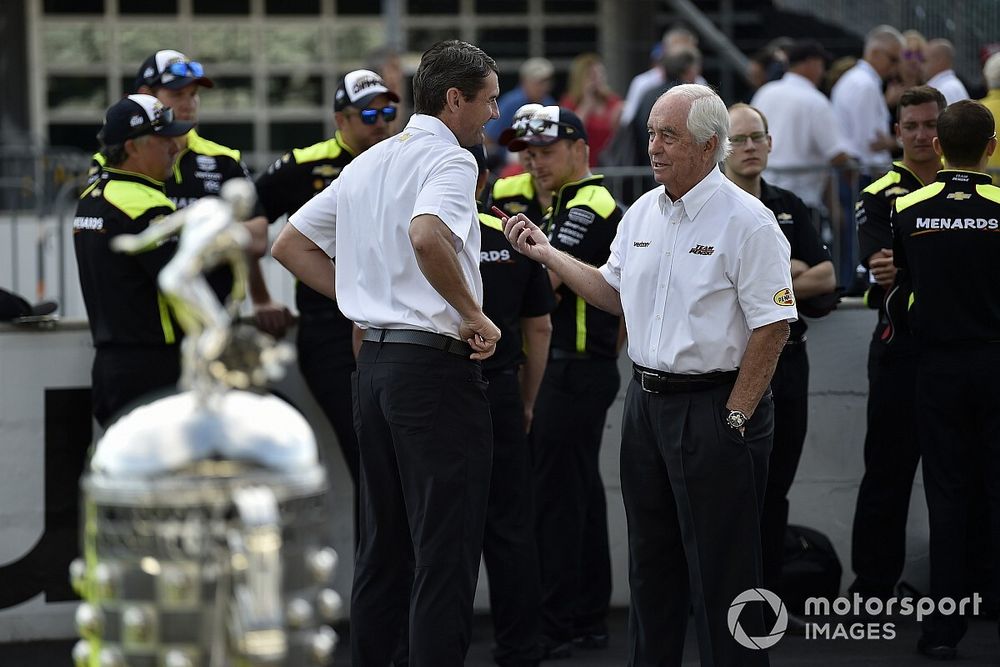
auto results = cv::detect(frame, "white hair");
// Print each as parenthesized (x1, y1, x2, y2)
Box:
(864, 25, 905, 55)
(984, 52, 1000, 89)
(665, 83, 732, 163)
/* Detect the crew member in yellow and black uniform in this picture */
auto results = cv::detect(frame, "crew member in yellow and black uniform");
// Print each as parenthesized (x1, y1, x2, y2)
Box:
(490, 103, 550, 224)
(507, 106, 623, 656)
(471, 144, 555, 667)
(891, 99, 1000, 660)
(87, 49, 273, 324)
(254, 69, 399, 517)
(74, 94, 193, 427)
(849, 86, 945, 603)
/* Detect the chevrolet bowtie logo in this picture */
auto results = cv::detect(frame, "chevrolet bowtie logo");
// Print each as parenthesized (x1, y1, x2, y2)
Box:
(947, 192, 972, 200)
(689, 244, 715, 256)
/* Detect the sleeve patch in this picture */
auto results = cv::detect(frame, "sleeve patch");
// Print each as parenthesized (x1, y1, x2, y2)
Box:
(773, 288, 795, 306)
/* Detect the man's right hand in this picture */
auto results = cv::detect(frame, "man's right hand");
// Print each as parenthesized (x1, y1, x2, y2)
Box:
(460, 312, 501, 361)
(503, 213, 551, 262)
(868, 248, 897, 289)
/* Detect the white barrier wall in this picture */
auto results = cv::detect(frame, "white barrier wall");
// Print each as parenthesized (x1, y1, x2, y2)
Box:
(0, 305, 928, 642)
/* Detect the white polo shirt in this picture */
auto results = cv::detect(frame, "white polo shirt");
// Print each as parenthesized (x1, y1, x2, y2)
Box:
(831, 60, 892, 167)
(752, 72, 852, 208)
(598, 167, 796, 374)
(289, 114, 482, 337)
(926, 69, 970, 105)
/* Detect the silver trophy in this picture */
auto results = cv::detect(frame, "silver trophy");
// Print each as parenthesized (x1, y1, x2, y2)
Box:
(70, 180, 343, 667)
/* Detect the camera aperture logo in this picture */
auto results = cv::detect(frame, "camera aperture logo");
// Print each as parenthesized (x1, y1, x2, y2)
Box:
(728, 588, 788, 650)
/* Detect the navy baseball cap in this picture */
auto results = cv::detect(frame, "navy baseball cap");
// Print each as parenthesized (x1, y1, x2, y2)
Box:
(135, 50, 214, 91)
(507, 106, 588, 152)
(334, 69, 400, 112)
(98, 94, 195, 145)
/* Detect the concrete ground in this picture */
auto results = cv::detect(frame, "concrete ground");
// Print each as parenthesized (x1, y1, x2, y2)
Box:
(3, 609, 997, 666)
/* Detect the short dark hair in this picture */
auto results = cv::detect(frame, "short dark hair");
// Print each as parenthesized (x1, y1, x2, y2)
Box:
(937, 100, 996, 166)
(412, 40, 498, 116)
(898, 85, 946, 117)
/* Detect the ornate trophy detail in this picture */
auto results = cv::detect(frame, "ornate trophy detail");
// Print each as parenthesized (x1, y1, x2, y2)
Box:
(71, 180, 343, 666)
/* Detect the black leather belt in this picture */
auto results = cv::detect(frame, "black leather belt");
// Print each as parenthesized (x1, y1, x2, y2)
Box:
(633, 364, 738, 394)
(362, 328, 472, 357)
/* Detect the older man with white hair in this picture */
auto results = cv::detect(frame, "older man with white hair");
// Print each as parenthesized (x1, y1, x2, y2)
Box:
(503, 84, 796, 667)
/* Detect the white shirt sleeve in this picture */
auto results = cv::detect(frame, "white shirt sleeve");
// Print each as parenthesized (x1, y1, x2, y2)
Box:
(733, 221, 798, 330)
(289, 176, 340, 258)
(411, 152, 478, 249)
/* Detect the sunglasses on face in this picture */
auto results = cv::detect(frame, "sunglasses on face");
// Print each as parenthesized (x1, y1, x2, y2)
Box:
(518, 118, 575, 137)
(351, 106, 397, 125)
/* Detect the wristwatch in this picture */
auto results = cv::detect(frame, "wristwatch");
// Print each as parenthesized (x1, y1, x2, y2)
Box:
(725, 409, 748, 431)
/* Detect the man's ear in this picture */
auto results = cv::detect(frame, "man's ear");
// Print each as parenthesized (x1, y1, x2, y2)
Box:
(932, 136, 943, 157)
(704, 134, 718, 158)
(986, 136, 997, 159)
(445, 87, 463, 114)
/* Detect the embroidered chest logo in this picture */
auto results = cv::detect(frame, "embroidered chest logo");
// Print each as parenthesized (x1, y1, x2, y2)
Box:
(633, 241, 651, 248)
(688, 244, 715, 256)
(776, 212, 793, 224)
(196, 155, 217, 171)
(946, 192, 972, 201)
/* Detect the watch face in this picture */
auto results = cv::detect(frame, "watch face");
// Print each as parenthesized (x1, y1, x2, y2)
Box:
(727, 411, 747, 429)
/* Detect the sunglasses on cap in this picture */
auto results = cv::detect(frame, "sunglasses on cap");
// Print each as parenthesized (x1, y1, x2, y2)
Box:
(129, 106, 176, 139)
(348, 106, 397, 125)
(518, 118, 575, 137)
(161, 59, 205, 82)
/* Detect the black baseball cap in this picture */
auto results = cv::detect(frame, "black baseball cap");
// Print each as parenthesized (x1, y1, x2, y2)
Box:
(334, 69, 400, 112)
(506, 106, 588, 152)
(98, 94, 195, 146)
(135, 49, 214, 91)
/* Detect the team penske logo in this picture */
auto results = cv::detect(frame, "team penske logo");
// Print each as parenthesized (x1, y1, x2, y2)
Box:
(915, 217, 999, 230)
(689, 244, 715, 255)
(946, 192, 972, 201)
(773, 288, 795, 307)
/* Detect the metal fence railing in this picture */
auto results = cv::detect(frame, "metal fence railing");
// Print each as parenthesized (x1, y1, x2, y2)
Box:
(1, 146, 997, 318)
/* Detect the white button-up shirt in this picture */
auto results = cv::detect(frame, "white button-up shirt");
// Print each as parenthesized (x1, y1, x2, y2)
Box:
(926, 69, 970, 105)
(290, 114, 482, 337)
(752, 72, 852, 208)
(831, 59, 892, 167)
(598, 167, 796, 374)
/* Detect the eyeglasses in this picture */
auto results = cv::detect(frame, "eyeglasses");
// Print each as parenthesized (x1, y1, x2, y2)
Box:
(730, 131, 768, 145)
(161, 59, 205, 82)
(349, 106, 397, 125)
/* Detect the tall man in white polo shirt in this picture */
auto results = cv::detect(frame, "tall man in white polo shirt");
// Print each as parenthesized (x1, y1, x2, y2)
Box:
(751, 39, 852, 210)
(272, 40, 501, 667)
(505, 84, 796, 667)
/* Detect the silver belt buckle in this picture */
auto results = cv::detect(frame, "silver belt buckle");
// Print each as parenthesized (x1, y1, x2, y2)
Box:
(640, 370, 655, 393)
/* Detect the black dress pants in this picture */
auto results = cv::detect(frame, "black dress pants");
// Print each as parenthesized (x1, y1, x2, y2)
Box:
(761, 341, 809, 587)
(849, 338, 920, 599)
(531, 357, 620, 641)
(916, 345, 1000, 646)
(622, 379, 772, 667)
(350, 340, 493, 667)
(483, 369, 543, 667)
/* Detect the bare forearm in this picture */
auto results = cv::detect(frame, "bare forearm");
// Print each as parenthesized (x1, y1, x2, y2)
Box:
(411, 229, 481, 319)
(792, 261, 836, 299)
(544, 248, 623, 316)
(241, 216, 269, 259)
(247, 259, 271, 304)
(272, 224, 336, 301)
(727, 320, 790, 417)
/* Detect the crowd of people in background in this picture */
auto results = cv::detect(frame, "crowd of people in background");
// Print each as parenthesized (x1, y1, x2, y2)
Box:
(67, 18, 1000, 667)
